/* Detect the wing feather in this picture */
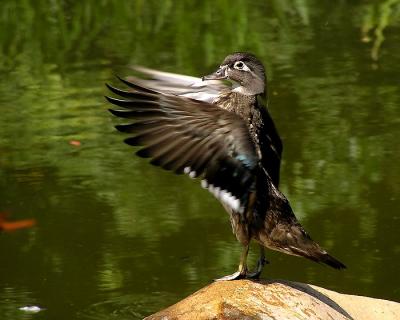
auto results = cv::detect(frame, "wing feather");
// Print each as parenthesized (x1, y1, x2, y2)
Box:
(127, 66, 230, 103)
(106, 78, 258, 213)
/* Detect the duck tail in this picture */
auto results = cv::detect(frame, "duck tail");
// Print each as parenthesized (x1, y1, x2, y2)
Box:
(287, 240, 346, 270)
(317, 252, 346, 270)
(259, 169, 346, 270)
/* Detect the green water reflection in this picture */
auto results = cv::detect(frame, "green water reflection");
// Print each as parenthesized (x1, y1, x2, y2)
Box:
(0, 1, 399, 319)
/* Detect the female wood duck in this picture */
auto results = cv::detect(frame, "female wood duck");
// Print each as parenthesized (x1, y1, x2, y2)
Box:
(106, 52, 345, 280)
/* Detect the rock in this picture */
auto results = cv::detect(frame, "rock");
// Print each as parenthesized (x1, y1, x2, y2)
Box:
(144, 279, 400, 320)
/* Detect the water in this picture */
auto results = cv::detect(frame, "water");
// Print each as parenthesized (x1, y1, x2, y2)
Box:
(0, 1, 399, 319)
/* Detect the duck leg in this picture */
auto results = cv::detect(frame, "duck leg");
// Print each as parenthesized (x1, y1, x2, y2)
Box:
(246, 245, 268, 279)
(215, 245, 249, 281)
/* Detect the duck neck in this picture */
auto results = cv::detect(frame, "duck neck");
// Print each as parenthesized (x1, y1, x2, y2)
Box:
(215, 91, 257, 118)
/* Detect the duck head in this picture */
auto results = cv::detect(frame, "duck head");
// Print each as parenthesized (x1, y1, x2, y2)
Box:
(202, 52, 266, 96)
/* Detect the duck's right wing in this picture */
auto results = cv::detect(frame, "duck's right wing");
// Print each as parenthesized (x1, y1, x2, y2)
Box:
(106, 77, 258, 214)
(127, 66, 230, 103)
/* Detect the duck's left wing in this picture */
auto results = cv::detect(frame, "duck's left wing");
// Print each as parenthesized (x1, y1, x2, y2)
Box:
(106, 77, 258, 214)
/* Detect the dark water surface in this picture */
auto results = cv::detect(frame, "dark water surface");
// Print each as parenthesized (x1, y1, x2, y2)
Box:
(0, 1, 399, 319)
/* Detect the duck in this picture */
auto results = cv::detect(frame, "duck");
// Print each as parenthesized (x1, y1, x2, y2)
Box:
(106, 52, 346, 280)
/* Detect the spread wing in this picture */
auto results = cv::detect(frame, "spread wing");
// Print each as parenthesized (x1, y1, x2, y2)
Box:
(126, 66, 230, 103)
(106, 77, 259, 214)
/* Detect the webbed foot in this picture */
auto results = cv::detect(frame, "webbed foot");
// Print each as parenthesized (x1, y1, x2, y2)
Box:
(246, 256, 268, 279)
(214, 270, 247, 281)
(215, 245, 249, 281)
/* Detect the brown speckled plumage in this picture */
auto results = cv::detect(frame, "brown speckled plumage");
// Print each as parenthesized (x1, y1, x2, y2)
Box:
(215, 91, 282, 186)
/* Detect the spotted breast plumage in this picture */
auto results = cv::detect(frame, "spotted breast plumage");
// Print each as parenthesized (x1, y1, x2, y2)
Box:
(106, 52, 345, 280)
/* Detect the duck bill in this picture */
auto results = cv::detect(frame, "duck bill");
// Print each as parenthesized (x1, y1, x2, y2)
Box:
(202, 66, 228, 81)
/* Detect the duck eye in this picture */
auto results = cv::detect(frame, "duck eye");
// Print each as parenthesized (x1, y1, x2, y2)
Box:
(234, 61, 244, 70)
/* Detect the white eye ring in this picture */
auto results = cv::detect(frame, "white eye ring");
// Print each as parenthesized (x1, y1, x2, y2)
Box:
(233, 61, 249, 71)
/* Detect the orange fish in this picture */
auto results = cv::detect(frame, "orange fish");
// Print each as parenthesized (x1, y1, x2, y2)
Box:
(0, 212, 36, 232)
(69, 140, 81, 147)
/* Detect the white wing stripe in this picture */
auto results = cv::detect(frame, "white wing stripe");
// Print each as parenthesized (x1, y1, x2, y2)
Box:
(201, 179, 243, 213)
